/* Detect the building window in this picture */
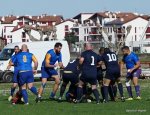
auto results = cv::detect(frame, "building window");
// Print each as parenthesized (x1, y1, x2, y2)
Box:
(84, 29, 86, 34)
(65, 25, 69, 31)
(65, 32, 68, 36)
(135, 27, 137, 33)
(84, 36, 86, 41)
(135, 35, 137, 41)
(42, 22, 46, 24)
(108, 28, 109, 33)
(87, 29, 88, 34)
(22, 39, 26, 42)
(22, 32, 26, 38)
(10, 39, 12, 43)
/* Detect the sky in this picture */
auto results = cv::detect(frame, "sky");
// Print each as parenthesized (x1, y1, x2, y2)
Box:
(0, 0, 150, 18)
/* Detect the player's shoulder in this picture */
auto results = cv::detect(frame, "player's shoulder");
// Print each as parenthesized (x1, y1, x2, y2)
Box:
(47, 49, 54, 54)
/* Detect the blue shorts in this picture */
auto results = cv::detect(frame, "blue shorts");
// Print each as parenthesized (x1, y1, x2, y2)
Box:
(18, 71, 34, 86)
(41, 67, 58, 78)
(62, 73, 79, 85)
(127, 69, 141, 79)
(13, 70, 19, 83)
(80, 76, 97, 85)
(105, 69, 120, 81)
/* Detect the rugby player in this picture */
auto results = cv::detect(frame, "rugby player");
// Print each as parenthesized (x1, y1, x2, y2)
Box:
(36, 42, 63, 102)
(11, 44, 38, 105)
(58, 58, 80, 102)
(101, 48, 125, 103)
(76, 43, 100, 104)
(121, 46, 141, 100)
(7, 46, 20, 101)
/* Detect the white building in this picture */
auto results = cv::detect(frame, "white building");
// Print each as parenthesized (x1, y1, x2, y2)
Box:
(0, 14, 63, 45)
(55, 19, 75, 40)
(72, 13, 94, 41)
(104, 15, 149, 51)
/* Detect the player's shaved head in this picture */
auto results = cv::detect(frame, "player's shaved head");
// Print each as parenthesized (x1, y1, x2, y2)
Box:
(84, 43, 93, 50)
(21, 44, 28, 52)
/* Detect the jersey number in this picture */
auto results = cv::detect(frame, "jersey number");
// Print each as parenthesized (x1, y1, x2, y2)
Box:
(107, 54, 117, 62)
(23, 55, 27, 62)
(91, 56, 95, 65)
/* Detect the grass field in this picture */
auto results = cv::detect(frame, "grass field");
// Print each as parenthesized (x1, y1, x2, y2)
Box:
(0, 79, 150, 115)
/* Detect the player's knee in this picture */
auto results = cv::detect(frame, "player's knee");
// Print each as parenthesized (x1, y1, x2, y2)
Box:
(41, 83, 46, 89)
(92, 85, 97, 90)
(55, 77, 60, 85)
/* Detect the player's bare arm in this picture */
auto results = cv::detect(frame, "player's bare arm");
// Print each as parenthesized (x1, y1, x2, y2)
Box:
(129, 61, 140, 73)
(120, 61, 124, 76)
(79, 57, 84, 65)
(32, 55, 38, 74)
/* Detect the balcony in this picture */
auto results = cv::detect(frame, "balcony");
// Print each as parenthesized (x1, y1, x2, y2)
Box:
(89, 31, 100, 35)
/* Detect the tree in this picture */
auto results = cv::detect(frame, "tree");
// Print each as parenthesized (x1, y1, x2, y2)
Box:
(65, 32, 78, 44)
(97, 25, 132, 54)
(23, 24, 57, 41)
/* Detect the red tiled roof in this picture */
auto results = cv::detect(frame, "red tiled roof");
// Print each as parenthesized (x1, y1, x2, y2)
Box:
(1, 16, 17, 24)
(32, 15, 63, 24)
(17, 16, 36, 21)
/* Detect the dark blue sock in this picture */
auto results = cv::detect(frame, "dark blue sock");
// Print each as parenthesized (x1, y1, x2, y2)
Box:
(10, 87, 16, 96)
(77, 87, 83, 100)
(108, 85, 114, 100)
(126, 86, 133, 98)
(50, 92, 55, 98)
(21, 89, 28, 104)
(29, 87, 38, 96)
(118, 83, 124, 97)
(103, 86, 109, 102)
(92, 89, 100, 102)
(101, 86, 104, 99)
(113, 85, 117, 97)
(135, 85, 140, 97)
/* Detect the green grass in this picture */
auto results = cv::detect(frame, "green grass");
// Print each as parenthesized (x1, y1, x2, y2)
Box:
(0, 79, 150, 115)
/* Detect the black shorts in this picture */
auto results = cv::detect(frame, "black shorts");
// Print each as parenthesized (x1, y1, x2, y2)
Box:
(105, 69, 120, 81)
(80, 76, 97, 85)
(97, 69, 103, 81)
(62, 73, 79, 85)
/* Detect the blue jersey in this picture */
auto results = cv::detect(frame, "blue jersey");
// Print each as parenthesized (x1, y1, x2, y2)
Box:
(12, 52, 34, 71)
(42, 49, 62, 67)
(122, 52, 139, 69)
(11, 54, 18, 71)
(81, 50, 99, 76)
(102, 52, 119, 70)
(64, 59, 80, 75)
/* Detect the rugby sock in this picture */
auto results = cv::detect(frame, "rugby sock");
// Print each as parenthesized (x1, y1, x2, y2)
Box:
(126, 86, 133, 98)
(135, 85, 140, 97)
(103, 86, 109, 102)
(101, 86, 104, 99)
(108, 85, 114, 100)
(50, 92, 55, 98)
(21, 89, 28, 104)
(77, 87, 83, 100)
(92, 89, 100, 102)
(118, 83, 124, 97)
(10, 87, 16, 96)
(60, 84, 66, 97)
(29, 87, 38, 96)
(113, 85, 117, 97)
